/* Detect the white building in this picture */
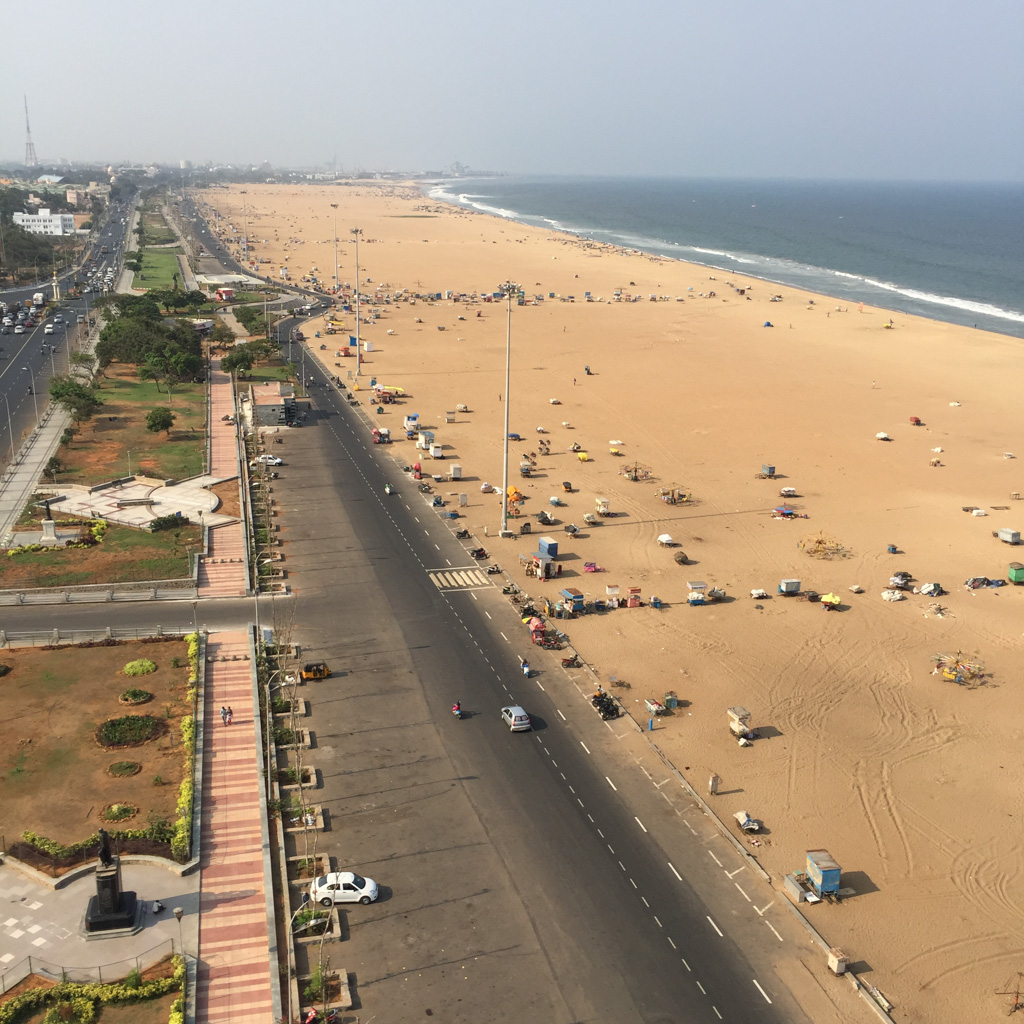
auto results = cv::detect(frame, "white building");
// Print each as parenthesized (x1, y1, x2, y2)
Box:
(13, 208, 76, 236)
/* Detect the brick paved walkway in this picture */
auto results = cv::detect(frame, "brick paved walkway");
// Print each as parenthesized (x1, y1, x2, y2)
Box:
(195, 631, 277, 1024)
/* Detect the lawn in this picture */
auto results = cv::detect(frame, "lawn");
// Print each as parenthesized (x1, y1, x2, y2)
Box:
(0, 640, 190, 850)
(243, 359, 293, 386)
(136, 248, 184, 291)
(139, 203, 177, 245)
(57, 365, 206, 483)
(0, 519, 200, 587)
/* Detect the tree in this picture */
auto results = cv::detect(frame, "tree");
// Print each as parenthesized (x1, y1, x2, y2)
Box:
(45, 456, 63, 483)
(49, 376, 103, 423)
(146, 407, 175, 435)
(221, 348, 254, 377)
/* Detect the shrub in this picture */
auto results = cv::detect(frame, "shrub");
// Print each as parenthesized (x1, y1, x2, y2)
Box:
(122, 658, 157, 676)
(107, 761, 142, 777)
(150, 514, 190, 533)
(97, 715, 159, 747)
(120, 687, 153, 704)
(103, 803, 137, 822)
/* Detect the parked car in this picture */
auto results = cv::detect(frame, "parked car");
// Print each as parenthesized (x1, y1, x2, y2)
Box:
(500, 705, 532, 732)
(309, 871, 378, 906)
(251, 454, 283, 466)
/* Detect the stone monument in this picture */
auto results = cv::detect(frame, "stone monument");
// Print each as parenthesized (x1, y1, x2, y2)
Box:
(40, 498, 58, 546)
(83, 828, 140, 935)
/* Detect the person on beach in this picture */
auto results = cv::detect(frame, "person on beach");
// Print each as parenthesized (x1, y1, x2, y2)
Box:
(227, 706, 233, 725)
(220, 706, 228, 726)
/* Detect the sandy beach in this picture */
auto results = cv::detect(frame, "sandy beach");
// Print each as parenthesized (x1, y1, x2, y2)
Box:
(198, 182, 1024, 1023)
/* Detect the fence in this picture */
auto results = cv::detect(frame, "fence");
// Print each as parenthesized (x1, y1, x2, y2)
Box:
(0, 625, 198, 649)
(0, 938, 175, 994)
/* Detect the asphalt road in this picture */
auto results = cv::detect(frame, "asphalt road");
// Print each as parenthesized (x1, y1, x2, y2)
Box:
(261, 358, 816, 1024)
(1, 198, 135, 465)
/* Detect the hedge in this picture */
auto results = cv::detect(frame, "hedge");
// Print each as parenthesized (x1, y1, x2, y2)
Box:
(0, 956, 183, 1024)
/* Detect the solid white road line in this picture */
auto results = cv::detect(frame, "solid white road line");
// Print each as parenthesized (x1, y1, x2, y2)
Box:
(580, 740, 590, 753)
(606, 777, 618, 791)
(708, 850, 723, 867)
(735, 883, 751, 902)
(635, 817, 648, 833)
(667, 862, 682, 881)
(753, 979, 772, 1003)
(707, 916, 723, 937)
(766, 920, 783, 941)
(557, 709, 566, 721)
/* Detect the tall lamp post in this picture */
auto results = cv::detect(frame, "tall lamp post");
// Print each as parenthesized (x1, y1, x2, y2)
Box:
(1, 392, 14, 467)
(499, 281, 518, 537)
(22, 367, 39, 422)
(350, 227, 362, 376)
(239, 190, 248, 264)
(330, 203, 339, 300)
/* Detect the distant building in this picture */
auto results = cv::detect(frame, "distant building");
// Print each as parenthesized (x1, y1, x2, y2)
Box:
(13, 208, 76, 236)
(36, 174, 65, 185)
(251, 382, 296, 427)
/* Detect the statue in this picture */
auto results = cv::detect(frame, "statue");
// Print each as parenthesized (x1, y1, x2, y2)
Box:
(42, 498, 53, 521)
(98, 828, 113, 867)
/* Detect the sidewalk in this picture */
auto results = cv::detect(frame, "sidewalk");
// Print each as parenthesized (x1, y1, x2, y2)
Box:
(0, 400, 72, 547)
(195, 631, 278, 1024)
(0, 863, 200, 986)
(198, 358, 248, 599)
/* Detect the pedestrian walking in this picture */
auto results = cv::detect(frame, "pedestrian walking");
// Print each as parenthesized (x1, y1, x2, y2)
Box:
(226, 706, 233, 725)
(220, 706, 228, 726)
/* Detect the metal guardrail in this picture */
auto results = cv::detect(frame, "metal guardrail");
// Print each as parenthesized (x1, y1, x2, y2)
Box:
(0, 586, 197, 607)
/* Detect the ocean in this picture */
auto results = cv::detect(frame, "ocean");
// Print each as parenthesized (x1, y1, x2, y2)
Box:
(425, 177, 1024, 339)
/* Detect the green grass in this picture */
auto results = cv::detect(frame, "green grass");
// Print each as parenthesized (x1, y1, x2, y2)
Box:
(136, 248, 185, 291)
(243, 363, 293, 385)
(1, 523, 200, 587)
(72, 375, 207, 481)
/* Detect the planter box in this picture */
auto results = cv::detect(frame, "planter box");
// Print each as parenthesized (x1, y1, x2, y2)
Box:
(292, 905, 340, 945)
(279, 764, 319, 791)
(297, 971, 353, 1011)
(292, 909, 339, 946)
(284, 805, 324, 833)
(275, 727, 310, 749)
(272, 699, 309, 718)
(286, 853, 333, 886)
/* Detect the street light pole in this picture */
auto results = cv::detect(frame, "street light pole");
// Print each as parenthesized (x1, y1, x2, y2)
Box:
(1, 393, 14, 467)
(330, 204, 339, 299)
(499, 281, 518, 537)
(350, 228, 362, 377)
(23, 367, 39, 421)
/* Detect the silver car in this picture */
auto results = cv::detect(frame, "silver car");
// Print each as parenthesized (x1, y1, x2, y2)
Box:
(500, 705, 532, 732)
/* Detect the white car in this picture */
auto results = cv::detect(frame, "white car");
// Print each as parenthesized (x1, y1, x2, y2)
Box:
(44, 325, 54, 335)
(500, 705, 532, 732)
(309, 871, 378, 906)
(251, 454, 283, 466)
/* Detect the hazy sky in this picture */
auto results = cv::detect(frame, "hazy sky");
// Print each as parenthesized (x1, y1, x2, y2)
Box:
(3, 0, 1022, 181)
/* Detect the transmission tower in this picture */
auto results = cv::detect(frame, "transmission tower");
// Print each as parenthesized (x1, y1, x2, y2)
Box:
(24, 96, 37, 167)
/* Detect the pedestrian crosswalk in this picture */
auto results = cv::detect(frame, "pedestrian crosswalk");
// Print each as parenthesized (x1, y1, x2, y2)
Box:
(428, 567, 494, 591)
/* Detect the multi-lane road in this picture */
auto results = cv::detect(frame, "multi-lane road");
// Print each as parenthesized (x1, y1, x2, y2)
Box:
(0, 198, 135, 465)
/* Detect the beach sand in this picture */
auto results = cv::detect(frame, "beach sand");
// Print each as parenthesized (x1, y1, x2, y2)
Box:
(198, 182, 1024, 1023)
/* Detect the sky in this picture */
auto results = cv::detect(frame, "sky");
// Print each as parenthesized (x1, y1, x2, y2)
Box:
(2, 0, 1022, 181)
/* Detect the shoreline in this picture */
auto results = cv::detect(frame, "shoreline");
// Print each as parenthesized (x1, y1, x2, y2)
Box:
(419, 177, 1024, 339)
(197, 180, 1024, 1024)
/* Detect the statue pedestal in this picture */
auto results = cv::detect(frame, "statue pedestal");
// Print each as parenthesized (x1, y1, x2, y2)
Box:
(83, 858, 140, 935)
(40, 519, 59, 546)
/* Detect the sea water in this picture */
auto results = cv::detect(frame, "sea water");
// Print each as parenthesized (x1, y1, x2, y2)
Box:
(426, 177, 1024, 339)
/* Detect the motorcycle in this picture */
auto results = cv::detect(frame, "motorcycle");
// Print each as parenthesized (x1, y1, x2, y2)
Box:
(303, 1008, 338, 1024)
(486, 564, 501, 575)
(470, 547, 487, 560)
(521, 662, 532, 678)
(452, 703, 463, 719)
(384, 483, 393, 495)
(455, 528, 470, 539)
(561, 654, 581, 668)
